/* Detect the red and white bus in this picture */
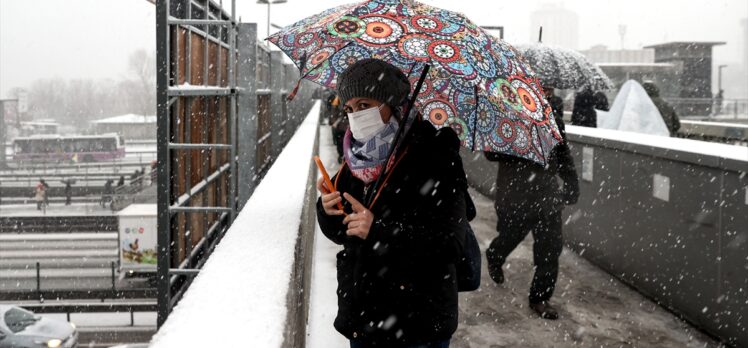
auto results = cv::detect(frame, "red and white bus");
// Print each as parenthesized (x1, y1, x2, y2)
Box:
(12, 133, 126, 163)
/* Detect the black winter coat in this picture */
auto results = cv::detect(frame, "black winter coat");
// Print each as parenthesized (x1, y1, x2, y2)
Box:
(485, 115, 579, 215)
(571, 89, 597, 128)
(316, 120, 469, 346)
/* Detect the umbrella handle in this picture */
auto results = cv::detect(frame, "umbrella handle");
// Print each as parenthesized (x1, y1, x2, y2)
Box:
(363, 64, 430, 207)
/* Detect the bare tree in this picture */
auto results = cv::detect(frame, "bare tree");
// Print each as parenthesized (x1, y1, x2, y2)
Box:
(128, 49, 156, 116)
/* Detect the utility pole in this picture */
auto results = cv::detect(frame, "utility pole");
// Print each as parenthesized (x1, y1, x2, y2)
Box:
(257, 0, 287, 39)
(618, 24, 627, 50)
(717, 64, 727, 92)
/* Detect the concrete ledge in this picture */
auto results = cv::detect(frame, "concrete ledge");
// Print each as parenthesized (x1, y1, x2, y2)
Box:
(150, 102, 321, 348)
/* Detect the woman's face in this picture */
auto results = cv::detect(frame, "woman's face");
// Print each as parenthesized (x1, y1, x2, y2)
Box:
(343, 97, 392, 123)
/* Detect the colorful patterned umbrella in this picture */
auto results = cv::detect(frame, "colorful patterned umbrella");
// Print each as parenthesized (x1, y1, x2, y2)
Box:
(268, 0, 562, 164)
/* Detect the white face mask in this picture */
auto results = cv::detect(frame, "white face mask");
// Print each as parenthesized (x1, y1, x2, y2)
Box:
(348, 104, 386, 141)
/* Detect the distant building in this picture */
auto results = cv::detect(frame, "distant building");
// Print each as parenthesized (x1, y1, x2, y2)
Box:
(91, 114, 156, 140)
(644, 42, 725, 116)
(530, 3, 579, 49)
(579, 45, 679, 101)
(19, 121, 59, 136)
(580, 45, 654, 64)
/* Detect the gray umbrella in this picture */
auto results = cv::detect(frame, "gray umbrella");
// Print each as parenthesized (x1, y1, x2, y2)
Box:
(516, 44, 614, 91)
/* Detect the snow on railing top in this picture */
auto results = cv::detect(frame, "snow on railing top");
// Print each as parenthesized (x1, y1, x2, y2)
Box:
(567, 125, 748, 162)
(150, 101, 320, 348)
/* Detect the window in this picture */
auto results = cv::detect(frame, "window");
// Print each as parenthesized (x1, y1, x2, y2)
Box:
(3, 307, 38, 333)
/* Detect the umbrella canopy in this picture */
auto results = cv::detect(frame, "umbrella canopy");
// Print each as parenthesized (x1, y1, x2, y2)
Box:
(516, 43, 614, 91)
(268, 0, 562, 165)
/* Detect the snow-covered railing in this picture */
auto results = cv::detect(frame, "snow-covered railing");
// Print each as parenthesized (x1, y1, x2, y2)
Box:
(566, 125, 747, 165)
(150, 102, 321, 347)
(563, 126, 747, 347)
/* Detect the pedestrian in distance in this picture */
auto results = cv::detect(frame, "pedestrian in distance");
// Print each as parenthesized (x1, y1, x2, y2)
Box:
(484, 108, 580, 320)
(316, 59, 474, 348)
(593, 91, 610, 112)
(35, 179, 47, 211)
(102, 179, 114, 208)
(328, 93, 349, 163)
(64, 180, 72, 206)
(41, 179, 50, 207)
(571, 88, 597, 127)
(643, 81, 680, 136)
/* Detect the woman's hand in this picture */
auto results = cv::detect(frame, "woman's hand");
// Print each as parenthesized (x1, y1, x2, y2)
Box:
(317, 177, 344, 216)
(342, 193, 374, 240)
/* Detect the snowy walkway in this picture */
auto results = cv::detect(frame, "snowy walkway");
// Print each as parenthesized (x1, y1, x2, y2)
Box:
(308, 124, 719, 348)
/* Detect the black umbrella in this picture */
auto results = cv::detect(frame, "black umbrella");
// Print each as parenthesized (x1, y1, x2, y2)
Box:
(517, 43, 614, 91)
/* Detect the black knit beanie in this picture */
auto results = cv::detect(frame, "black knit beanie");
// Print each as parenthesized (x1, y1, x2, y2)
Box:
(336, 58, 411, 107)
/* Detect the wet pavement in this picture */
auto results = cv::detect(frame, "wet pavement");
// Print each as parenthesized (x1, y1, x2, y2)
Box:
(452, 188, 721, 348)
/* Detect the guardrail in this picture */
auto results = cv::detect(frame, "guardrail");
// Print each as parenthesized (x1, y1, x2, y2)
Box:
(20, 301, 157, 327)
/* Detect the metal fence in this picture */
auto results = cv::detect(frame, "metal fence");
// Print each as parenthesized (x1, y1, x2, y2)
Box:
(666, 98, 748, 118)
(156, 0, 316, 327)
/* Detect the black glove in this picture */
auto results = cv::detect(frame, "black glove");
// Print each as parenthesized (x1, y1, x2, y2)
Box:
(562, 180, 580, 205)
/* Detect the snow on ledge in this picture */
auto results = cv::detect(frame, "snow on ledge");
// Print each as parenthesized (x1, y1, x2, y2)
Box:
(566, 125, 748, 162)
(150, 101, 321, 348)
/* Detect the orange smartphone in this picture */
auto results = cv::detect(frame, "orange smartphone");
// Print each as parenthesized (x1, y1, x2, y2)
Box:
(313, 156, 345, 213)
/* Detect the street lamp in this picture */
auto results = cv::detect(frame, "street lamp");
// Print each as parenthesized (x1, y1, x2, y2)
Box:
(717, 64, 727, 92)
(257, 0, 287, 39)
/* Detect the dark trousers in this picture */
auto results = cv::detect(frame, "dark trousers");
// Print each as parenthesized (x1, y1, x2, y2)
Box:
(486, 209, 563, 304)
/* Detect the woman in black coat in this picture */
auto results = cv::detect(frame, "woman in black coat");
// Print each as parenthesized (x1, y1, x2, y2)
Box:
(316, 59, 469, 348)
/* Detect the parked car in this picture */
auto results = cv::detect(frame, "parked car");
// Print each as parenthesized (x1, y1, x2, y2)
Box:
(0, 305, 77, 348)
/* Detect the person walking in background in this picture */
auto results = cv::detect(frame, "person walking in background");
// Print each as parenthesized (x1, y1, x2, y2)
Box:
(328, 94, 348, 163)
(484, 109, 580, 320)
(117, 175, 125, 188)
(40, 179, 50, 207)
(571, 88, 597, 127)
(316, 59, 471, 347)
(35, 179, 47, 211)
(102, 179, 114, 208)
(594, 91, 610, 112)
(643, 81, 680, 136)
(64, 180, 72, 206)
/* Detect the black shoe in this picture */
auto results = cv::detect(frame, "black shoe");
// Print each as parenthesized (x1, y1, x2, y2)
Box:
(529, 301, 559, 320)
(488, 264, 505, 284)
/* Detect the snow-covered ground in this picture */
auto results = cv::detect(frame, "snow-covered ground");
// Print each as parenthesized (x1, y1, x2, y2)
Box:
(307, 124, 720, 348)
(305, 125, 348, 348)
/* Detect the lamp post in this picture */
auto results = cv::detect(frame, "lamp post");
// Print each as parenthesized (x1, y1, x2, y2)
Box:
(257, 0, 287, 39)
(717, 64, 727, 92)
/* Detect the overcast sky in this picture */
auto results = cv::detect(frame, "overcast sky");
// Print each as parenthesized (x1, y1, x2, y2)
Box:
(1, 0, 747, 98)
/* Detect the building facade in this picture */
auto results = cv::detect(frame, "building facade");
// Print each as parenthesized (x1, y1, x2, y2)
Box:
(530, 3, 579, 49)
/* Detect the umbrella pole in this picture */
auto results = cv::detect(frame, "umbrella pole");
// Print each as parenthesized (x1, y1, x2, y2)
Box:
(364, 64, 430, 207)
(538, 26, 543, 43)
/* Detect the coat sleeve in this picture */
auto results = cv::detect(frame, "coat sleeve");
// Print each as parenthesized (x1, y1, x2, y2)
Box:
(554, 116, 580, 205)
(365, 129, 466, 262)
(316, 199, 350, 245)
(315, 170, 353, 245)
